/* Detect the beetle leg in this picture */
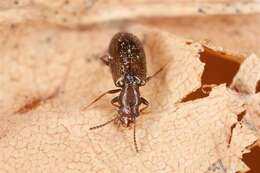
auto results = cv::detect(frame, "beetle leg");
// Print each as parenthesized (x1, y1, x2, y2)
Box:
(82, 89, 121, 110)
(140, 97, 149, 113)
(111, 96, 120, 108)
(100, 54, 110, 66)
(146, 63, 169, 82)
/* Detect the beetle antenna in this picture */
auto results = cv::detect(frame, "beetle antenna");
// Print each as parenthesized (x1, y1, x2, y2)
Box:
(133, 118, 139, 152)
(89, 116, 117, 130)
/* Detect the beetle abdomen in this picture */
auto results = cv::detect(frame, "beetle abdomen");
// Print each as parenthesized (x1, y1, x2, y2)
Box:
(108, 32, 147, 86)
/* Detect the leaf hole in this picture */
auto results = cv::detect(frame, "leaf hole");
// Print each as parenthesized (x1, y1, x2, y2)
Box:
(242, 146, 260, 173)
(256, 80, 260, 93)
(181, 47, 241, 102)
(200, 47, 240, 86)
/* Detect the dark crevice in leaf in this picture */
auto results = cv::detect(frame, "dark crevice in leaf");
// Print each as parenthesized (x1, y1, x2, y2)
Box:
(14, 98, 42, 114)
(181, 47, 240, 102)
(256, 80, 260, 93)
(14, 87, 60, 114)
(200, 47, 240, 86)
(227, 123, 237, 146)
(242, 146, 260, 173)
(237, 110, 246, 122)
(227, 111, 246, 147)
(181, 87, 208, 102)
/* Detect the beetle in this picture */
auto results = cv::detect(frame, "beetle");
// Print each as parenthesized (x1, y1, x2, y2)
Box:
(83, 32, 166, 152)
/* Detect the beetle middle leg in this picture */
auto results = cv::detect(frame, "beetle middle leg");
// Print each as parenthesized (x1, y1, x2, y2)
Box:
(140, 97, 149, 113)
(111, 96, 120, 108)
(82, 89, 121, 110)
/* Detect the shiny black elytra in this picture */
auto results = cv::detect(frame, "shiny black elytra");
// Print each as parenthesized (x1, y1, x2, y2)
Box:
(83, 32, 166, 152)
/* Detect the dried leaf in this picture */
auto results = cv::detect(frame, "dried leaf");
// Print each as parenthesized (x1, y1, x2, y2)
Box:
(231, 54, 260, 94)
(0, 24, 258, 173)
(1, 1, 260, 173)
(231, 54, 260, 149)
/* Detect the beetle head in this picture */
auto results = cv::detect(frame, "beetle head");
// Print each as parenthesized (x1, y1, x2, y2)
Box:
(118, 107, 138, 127)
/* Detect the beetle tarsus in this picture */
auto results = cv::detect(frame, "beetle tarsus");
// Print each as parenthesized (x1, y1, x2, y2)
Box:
(133, 120, 139, 152)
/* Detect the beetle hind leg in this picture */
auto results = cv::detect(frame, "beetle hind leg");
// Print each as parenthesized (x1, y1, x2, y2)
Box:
(100, 55, 111, 66)
(140, 97, 149, 113)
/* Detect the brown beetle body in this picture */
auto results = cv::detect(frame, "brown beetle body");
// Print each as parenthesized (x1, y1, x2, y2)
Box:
(108, 32, 148, 127)
(85, 32, 166, 152)
(109, 32, 147, 87)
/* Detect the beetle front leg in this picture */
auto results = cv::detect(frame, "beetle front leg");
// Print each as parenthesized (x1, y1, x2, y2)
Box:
(140, 97, 149, 113)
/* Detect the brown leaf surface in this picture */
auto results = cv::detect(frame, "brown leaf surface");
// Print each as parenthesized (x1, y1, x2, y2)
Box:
(0, 23, 259, 173)
(231, 54, 260, 148)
